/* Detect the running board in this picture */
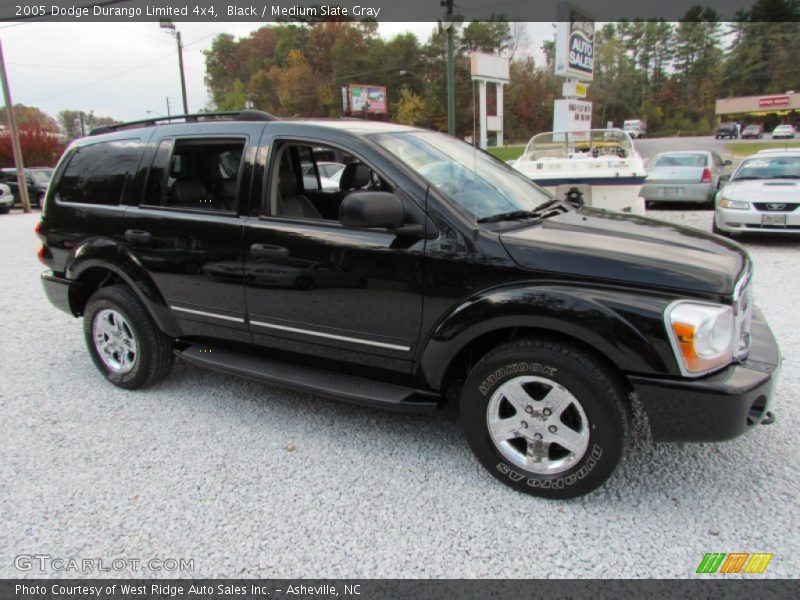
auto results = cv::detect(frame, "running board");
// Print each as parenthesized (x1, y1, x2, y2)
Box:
(176, 345, 439, 411)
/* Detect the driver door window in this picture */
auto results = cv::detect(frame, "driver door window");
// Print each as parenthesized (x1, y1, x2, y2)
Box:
(269, 141, 390, 222)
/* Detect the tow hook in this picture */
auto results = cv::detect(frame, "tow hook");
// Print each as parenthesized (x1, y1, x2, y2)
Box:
(761, 411, 775, 425)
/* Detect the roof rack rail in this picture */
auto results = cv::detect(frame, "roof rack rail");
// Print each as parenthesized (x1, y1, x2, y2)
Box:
(89, 109, 279, 136)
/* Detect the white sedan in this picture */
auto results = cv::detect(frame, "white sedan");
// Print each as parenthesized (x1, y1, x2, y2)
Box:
(0, 183, 12, 214)
(714, 149, 800, 236)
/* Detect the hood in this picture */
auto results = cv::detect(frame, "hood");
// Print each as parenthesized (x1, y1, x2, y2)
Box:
(499, 208, 747, 296)
(721, 179, 799, 202)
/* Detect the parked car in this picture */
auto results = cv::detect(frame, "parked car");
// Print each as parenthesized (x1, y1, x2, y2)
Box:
(301, 161, 344, 190)
(771, 124, 796, 139)
(622, 119, 646, 139)
(38, 110, 780, 499)
(641, 151, 731, 205)
(741, 124, 764, 139)
(715, 122, 739, 139)
(0, 183, 13, 214)
(0, 167, 54, 208)
(714, 149, 800, 236)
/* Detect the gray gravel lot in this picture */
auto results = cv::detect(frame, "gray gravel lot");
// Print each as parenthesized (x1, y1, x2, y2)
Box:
(1, 209, 798, 579)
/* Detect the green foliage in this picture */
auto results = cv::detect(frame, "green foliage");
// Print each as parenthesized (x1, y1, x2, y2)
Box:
(487, 145, 524, 162)
(56, 110, 117, 140)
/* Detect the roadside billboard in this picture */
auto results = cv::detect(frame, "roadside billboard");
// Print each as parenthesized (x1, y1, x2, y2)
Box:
(348, 84, 387, 114)
(554, 2, 595, 82)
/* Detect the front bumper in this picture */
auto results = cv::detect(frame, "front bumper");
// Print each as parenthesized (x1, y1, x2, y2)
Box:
(629, 307, 780, 442)
(41, 271, 73, 315)
(715, 206, 800, 233)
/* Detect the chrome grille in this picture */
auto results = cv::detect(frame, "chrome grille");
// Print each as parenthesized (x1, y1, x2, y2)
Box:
(733, 269, 753, 360)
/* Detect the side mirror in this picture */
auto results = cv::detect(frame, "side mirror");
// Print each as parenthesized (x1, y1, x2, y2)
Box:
(340, 191, 404, 229)
(723, 160, 733, 166)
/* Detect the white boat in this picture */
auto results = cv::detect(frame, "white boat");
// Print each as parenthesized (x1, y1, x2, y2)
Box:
(511, 129, 647, 215)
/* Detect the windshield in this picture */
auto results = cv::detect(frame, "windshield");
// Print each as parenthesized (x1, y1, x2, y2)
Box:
(371, 131, 552, 220)
(732, 155, 800, 180)
(520, 129, 635, 161)
(28, 170, 52, 184)
(652, 154, 708, 168)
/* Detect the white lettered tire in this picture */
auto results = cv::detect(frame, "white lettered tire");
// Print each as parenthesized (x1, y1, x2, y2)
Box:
(461, 338, 629, 499)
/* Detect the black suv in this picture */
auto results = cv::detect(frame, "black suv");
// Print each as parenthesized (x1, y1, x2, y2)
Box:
(715, 122, 739, 139)
(38, 111, 780, 499)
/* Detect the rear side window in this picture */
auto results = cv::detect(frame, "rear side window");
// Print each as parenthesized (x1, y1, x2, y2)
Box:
(56, 139, 142, 205)
(143, 137, 245, 212)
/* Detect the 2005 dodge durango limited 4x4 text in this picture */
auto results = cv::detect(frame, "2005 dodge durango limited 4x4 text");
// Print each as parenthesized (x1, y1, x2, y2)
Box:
(38, 110, 781, 499)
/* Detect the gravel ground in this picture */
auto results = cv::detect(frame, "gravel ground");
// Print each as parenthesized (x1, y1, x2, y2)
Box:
(1, 209, 798, 579)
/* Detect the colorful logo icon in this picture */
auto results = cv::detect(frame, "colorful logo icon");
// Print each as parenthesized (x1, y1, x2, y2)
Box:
(697, 553, 773, 574)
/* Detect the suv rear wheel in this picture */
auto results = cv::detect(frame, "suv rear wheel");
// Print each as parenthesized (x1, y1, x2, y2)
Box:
(460, 338, 628, 499)
(83, 284, 174, 389)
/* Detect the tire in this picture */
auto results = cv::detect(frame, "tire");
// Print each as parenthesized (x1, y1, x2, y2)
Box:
(0, 206, 9, 214)
(83, 284, 174, 389)
(460, 337, 629, 499)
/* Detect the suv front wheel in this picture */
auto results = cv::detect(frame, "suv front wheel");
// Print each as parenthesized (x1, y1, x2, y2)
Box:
(83, 284, 174, 389)
(461, 338, 628, 499)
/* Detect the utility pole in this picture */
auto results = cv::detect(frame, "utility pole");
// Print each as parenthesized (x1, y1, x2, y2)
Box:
(0, 39, 31, 213)
(442, 0, 456, 136)
(160, 20, 189, 114)
(175, 31, 189, 114)
(165, 96, 171, 117)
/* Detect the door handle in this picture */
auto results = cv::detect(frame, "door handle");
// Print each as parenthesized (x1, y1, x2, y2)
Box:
(125, 229, 152, 244)
(250, 243, 290, 260)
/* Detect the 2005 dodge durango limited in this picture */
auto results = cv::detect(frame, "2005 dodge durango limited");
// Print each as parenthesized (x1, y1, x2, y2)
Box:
(38, 110, 781, 499)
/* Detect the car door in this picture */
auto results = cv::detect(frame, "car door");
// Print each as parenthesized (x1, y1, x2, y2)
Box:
(242, 132, 428, 372)
(122, 126, 262, 344)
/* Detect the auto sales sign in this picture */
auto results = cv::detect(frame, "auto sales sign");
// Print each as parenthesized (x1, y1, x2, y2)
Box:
(555, 2, 595, 82)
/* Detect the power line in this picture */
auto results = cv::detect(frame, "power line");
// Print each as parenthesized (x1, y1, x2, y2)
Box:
(26, 32, 216, 104)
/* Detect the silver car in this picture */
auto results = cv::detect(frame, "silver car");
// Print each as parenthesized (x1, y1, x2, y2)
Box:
(713, 149, 800, 236)
(641, 151, 731, 205)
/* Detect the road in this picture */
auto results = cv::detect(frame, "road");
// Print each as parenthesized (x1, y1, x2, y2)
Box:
(636, 135, 790, 160)
(1, 209, 799, 578)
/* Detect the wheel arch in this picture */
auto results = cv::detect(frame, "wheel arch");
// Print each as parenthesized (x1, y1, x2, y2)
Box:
(417, 284, 675, 395)
(65, 239, 181, 337)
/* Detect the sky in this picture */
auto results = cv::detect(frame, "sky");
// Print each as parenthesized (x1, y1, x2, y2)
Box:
(0, 21, 551, 125)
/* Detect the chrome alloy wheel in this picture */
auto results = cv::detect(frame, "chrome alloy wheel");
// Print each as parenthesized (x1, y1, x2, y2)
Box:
(92, 308, 138, 374)
(486, 375, 590, 474)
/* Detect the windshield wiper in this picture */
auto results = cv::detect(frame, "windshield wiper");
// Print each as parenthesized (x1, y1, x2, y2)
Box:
(532, 198, 562, 212)
(477, 198, 563, 224)
(477, 210, 541, 224)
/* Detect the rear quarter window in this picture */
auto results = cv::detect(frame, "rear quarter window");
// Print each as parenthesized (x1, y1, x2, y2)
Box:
(55, 139, 143, 205)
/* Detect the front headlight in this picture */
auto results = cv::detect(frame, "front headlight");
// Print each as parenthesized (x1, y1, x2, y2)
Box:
(719, 197, 750, 210)
(665, 302, 735, 376)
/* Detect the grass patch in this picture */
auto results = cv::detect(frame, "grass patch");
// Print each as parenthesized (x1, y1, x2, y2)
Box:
(727, 141, 800, 156)
(487, 145, 525, 162)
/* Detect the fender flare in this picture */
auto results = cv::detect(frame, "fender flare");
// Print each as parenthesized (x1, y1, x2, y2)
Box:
(64, 238, 182, 337)
(417, 283, 676, 390)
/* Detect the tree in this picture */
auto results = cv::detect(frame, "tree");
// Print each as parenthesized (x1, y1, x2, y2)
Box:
(394, 86, 427, 125)
(0, 126, 64, 167)
(57, 110, 117, 140)
(0, 104, 58, 132)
